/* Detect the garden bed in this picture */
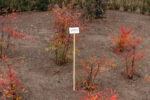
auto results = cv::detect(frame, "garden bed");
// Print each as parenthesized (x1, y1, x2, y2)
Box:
(3, 10, 150, 100)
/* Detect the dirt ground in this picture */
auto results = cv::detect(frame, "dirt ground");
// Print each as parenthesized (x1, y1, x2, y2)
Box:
(3, 10, 150, 100)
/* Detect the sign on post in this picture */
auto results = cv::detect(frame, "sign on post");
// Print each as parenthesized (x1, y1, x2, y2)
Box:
(69, 27, 80, 91)
(69, 27, 80, 34)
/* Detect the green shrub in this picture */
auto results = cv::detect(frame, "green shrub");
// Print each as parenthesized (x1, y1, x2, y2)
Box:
(83, 0, 108, 20)
(76, 0, 83, 8)
(52, 0, 71, 8)
(53, 0, 63, 8)
(130, 4, 138, 12)
(0, 0, 51, 12)
(0, 0, 33, 12)
(0, 0, 7, 10)
(122, 0, 130, 11)
(18, 0, 33, 11)
(140, 6, 147, 14)
(146, 0, 150, 13)
(140, 0, 147, 14)
(95, 0, 108, 18)
(34, 0, 50, 11)
(84, 0, 95, 19)
(110, 2, 120, 10)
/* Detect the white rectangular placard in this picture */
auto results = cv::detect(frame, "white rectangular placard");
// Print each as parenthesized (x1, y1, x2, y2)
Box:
(69, 27, 80, 34)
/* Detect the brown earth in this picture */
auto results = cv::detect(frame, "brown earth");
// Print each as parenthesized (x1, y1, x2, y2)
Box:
(2, 10, 150, 100)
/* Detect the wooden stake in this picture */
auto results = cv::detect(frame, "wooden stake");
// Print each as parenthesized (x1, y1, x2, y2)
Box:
(73, 34, 76, 91)
(69, 27, 79, 91)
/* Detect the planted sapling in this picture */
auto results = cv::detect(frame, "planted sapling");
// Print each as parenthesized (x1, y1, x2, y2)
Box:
(111, 27, 146, 79)
(79, 57, 115, 91)
(46, 4, 85, 65)
(0, 58, 26, 100)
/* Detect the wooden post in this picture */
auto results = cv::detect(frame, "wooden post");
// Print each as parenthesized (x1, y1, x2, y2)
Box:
(69, 27, 79, 91)
(73, 34, 76, 91)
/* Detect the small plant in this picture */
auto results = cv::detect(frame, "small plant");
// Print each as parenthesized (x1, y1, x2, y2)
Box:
(0, 11, 34, 58)
(0, 58, 26, 100)
(0, 0, 32, 12)
(120, 36, 145, 79)
(140, 0, 147, 14)
(80, 88, 120, 100)
(111, 27, 146, 79)
(34, 0, 50, 11)
(95, 0, 108, 18)
(82, 0, 107, 20)
(51, 0, 72, 8)
(110, 27, 133, 52)
(122, 0, 130, 11)
(110, 0, 120, 10)
(0, 0, 50, 12)
(79, 57, 115, 91)
(46, 4, 85, 65)
(146, 0, 150, 13)
(76, 0, 83, 8)
(130, 4, 138, 12)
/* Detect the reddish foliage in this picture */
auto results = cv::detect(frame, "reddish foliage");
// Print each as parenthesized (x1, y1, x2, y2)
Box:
(47, 4, 86, 65)
(80, 89, 120, 100)
(0, 12, 32, 40)
(0, 58, 25, 100)
(110, 27, 134, 52)
(80, 57, 114, 91)
(2, 27, 27, 39)
(0, 11, 34, 58)
(110, 27, 146, 79)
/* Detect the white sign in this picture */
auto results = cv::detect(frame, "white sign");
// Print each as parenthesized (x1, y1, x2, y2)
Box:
(69, 27, 80, 34)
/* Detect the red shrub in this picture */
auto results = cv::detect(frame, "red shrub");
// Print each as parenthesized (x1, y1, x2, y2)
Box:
(80, 89, 120, 100)
(46, 4, 86, 65)
(0, 11, 34, 58)
(0, 58, 25, 100)
(110, 27, 134, 52)
(111, 27, 146, 79)
(79, 57, 115, 91)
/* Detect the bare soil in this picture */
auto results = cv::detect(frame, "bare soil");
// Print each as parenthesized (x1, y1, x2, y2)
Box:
(3, 10, 150, 100)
